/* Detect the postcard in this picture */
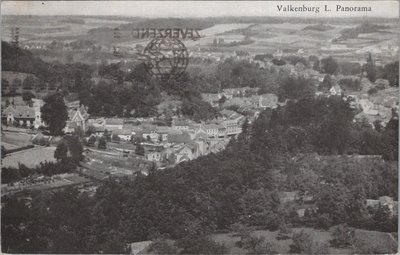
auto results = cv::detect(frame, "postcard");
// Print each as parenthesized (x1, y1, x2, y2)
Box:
(1, 1, 399, 254)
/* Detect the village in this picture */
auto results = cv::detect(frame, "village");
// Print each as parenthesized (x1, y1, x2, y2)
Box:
(1, 5, 400, 253)
(1, 48, 398, 207)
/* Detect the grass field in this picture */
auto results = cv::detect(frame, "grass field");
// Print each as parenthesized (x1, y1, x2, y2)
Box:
(211, 227, 397, 254)
(1, 131, 33, 149)
(2, 146, 56, 168)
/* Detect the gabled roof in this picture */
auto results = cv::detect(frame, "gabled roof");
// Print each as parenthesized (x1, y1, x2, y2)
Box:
(220, 109, 236, 117)
(175, 143, 195, 154)
(204, 124, 222, 130)
(194, 132, 208, 140)
(3, 105, 35, 119)
(201, 93, 221, 102)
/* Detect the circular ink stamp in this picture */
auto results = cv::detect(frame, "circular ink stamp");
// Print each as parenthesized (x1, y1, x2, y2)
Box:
(142, 37, 189, 80)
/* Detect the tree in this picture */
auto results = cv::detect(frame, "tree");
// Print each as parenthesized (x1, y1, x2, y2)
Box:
(86, 136, 96, 147)
(22, 76, 35, 90)
(111, 134, 121, 142)
(365, 53, 376, 83)
(103, 129, 111, 142)
(315, 183, 350, 226)
(289, 230, 329, 254)
(276, 224, 291, 240)
(2, 79, 10, 94)
(278, 76, 314, 101)
(330, 224, 355, 248)
(319, 74, 333, 92)
(54, 142, 68, 161)
(135, 144, 145, 156)
(218, 95, 227, 104)
(383, 61, 399, 87)
(41, 94, 68, 136)
(321, 56, 338, 75)
(65, 135, 84, 162)
(148, 239, 179, 254)
(10, 78, 21, 94)
(35, 77, 47, 92)
(98, 137, 107, 149)
(176, 235, 228, 254)
(22, 91, 35, 102)
(240, 234, 277, 255)
(1, 167, 22, 184)
(309, 55, 320, 71)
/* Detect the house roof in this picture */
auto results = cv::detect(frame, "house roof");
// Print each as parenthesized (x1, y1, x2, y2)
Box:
(105, 118, 124, 125)
(223, 86, 253, 94)
(9, 96, 26, 106)
(259, 94, 279, 108)
(201, 93, 221, 102)
(204, 124, 222, 130)
(156, 126, 182, 135)
(3, 105, 35, 119)
(379, 196, 394, 204)
(68, 105, 89, 121)
(167, 131, 192, 144)
(142, 124, 157, 132)
(278, 191, 299, 203)
(173, 119, 189, 126)
(366, 199, 380, 207)
(194, 132, 208, 140)
(210, 142, 225, 153)
(92, 126, 105, 132)
(176, 142, 197, 154)
(220, 109, 237, 118)
(130, 240, 152, 255)
(178, 154, 190, 162)
(113, 128, 132, 135)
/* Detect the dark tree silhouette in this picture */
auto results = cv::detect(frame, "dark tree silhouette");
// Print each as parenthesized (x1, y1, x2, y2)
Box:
(41, 94, 68, 136)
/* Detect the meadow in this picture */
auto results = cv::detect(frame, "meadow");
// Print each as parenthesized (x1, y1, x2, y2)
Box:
(211, 227, 397, 254)
(2, 146, 56, 168)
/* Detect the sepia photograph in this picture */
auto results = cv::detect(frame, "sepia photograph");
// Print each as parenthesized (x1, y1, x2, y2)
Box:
(0, 1, 399, 254)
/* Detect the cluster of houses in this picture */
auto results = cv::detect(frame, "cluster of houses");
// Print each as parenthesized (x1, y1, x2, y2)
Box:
(2, 98, 45, 128)
(366, 196, 398, 217)
(1, 97, 91, 133)
(278, 191, 398, 219)
(86, 111, 245, 165)
(201, 87, 281, 121)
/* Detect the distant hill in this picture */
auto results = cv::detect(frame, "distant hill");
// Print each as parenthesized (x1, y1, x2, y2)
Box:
(339, 22, 390, 40)
(303, 24, 334, 31)
(118, 18, 215, 30)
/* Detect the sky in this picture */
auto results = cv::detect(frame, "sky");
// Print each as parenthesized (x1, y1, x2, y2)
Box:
(1, 1, 399, 18)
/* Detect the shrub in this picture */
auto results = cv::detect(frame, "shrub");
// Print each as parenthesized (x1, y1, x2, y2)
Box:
(289, 230, 329, 254)
(367, 87, 378, 95)
(147, 239, 179, 254)
(317, 213, 332, 230)
(276, 224, 292, 240)
(330, 224, 355, 248)
(177, 235, 228, 254)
